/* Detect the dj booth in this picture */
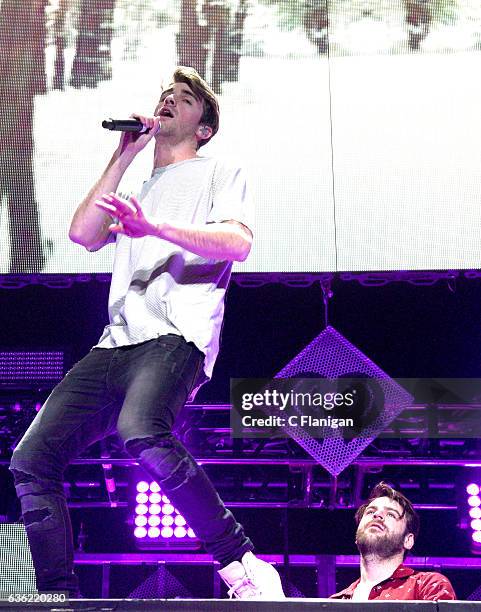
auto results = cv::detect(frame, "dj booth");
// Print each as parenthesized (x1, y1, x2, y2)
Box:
(0, 598, 481, 611)
(2, 523, 481, 610)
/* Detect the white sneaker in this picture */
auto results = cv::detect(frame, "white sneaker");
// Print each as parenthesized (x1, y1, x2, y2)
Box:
(218, 551, 285, 599)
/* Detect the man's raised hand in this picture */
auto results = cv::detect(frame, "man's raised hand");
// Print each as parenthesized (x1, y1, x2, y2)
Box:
(95, 193, 161, 239)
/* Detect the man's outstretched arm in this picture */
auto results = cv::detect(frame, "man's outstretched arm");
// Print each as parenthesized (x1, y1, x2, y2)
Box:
(96, 193, 252, 262)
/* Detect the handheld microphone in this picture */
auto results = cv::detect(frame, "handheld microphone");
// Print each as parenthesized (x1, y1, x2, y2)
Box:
(101, 119, 150, 133)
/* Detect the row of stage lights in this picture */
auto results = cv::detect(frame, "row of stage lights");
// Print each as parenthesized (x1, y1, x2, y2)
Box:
(134, 480, 481, 550)
(467, 483, 481, 546)
(134, 480, 196, 542)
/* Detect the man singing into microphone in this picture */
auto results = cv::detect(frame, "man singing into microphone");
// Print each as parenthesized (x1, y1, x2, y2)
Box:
(10, 66, 285, 600)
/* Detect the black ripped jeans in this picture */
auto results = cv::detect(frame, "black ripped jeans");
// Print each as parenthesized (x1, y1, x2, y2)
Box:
(9, 335, 253, 596)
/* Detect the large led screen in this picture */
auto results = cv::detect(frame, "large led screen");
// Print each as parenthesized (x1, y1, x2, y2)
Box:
(0, 0, 480, 274)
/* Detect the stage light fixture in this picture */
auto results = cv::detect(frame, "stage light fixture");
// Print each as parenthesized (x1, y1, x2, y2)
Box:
(148, 515, 161, 527)
(468, 495, 481, 508)
(456, 470, 481, 554)
(148, 527, 161, 538)
(161, 527, 174, 538)
(134, 526, 147, 539)
(132, 479, 200, 549)
(459, 473, 481, 554)
(174, 526, 187, 538)
(467, 483, 480, 496)
(136, 481, 149, 493)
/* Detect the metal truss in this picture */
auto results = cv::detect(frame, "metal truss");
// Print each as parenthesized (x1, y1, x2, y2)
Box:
(2, 270, 481, 288)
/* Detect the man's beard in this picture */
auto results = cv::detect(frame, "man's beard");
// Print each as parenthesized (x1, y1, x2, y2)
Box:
(356, 524, 406, 560)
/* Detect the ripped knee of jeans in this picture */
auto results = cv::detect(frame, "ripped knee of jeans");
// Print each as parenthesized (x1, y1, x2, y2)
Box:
(125, 435, 198, 491)
(24, 507, 51, 526)
(10, 465, 65, 501)
(124, 435, 175, 458)
(10, 467, 36, 486)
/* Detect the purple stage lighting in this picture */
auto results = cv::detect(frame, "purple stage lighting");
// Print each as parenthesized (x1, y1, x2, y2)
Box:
(148, 527, 161, 538)
(161, 526, 174, 538)
(133, 479, 200, 549)
(136, 481, 149, 493)
(148, 515, 161, 527)
(174, 526, 187, 538)
(134, 527, 147, 539)
(470, 507, 481, 519)
(464, 479, 481, 554)
(467, 483, 480, 496)
(468, 495, 481, 508)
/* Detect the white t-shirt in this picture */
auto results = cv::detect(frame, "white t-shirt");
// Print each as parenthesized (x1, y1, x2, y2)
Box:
(95, 156, 253, 380)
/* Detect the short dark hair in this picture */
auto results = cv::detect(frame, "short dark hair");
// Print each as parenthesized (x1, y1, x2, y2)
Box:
(355, 481, 420, 540)
(165, 66, 219, 149)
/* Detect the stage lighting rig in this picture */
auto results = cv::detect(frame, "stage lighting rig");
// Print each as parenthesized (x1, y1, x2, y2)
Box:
(132, 479, 200, 550)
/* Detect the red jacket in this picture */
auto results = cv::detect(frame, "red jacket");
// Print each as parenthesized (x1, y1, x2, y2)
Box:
(330, 564, 456, 601)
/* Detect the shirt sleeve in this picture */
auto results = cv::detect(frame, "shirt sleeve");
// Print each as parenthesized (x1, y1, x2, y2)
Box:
(417, 572, 456, 601)
(206, 163, 254, 234)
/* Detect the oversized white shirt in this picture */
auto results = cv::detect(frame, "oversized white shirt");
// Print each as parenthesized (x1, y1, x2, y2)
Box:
(95, 156, 252, 380)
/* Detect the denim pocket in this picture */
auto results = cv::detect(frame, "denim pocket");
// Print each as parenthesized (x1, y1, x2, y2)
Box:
(155, 334, 184, 352)
(187, 350, 206, 397)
